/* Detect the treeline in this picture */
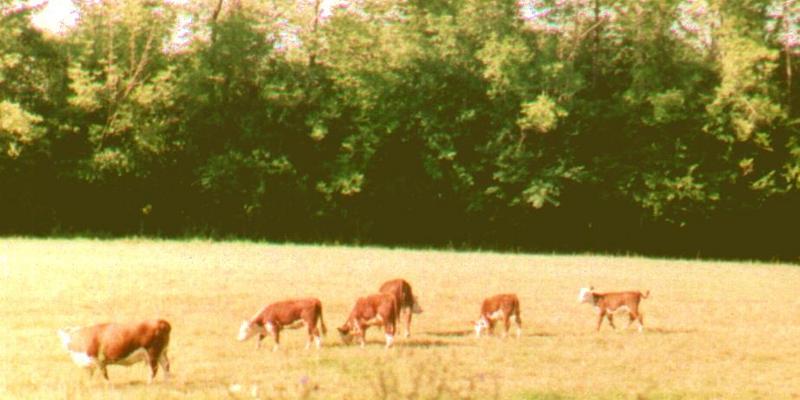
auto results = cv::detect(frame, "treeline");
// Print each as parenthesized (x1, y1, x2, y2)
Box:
(1, 0, 799, 259)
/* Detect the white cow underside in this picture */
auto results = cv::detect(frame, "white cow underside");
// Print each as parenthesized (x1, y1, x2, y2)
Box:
(488, 310, 518, 322)
(67, 347, 149, 369)
(68, 350, 97, 368)
(596, 305, 631, 315)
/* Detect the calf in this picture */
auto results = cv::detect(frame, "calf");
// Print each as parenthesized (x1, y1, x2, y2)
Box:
(578, 287, 649, 332)
(238, 298, 327, 351)
(57, 319, 171, 383)
(379, 279, 423, 338)
(337, 293, 397, 348)
(474, 293, 522, 338)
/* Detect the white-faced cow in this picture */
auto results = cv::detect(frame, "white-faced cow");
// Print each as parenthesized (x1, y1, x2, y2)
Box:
(474, 293, 522, 338)
(578, 287, 649, 332)
(378, 278, 423, 338)
(57, 319, 171, 383)
(237, 298, 327, 351)
(338, 293, 397, 348)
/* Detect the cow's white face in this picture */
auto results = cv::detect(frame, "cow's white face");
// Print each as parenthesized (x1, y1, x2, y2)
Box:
(474, 317, 490, 338)
(57, 329, 73, 349)
(57, 327, 97, 369)
(578, 287, 593, 304)
(237, 320, 266, 342)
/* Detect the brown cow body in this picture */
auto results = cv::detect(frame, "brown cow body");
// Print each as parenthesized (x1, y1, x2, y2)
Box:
(338, 293, 397, 348)
(378, 279, 423, 338)
(578, 287, 649, 332)
(238, 298, 327, 350)
(475, 293, 522, 338)
(57, 319, 171, 383)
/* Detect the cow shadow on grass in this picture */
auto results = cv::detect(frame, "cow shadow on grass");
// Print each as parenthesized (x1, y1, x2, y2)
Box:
(324, 337, 457, 348)
(646, 327, 697, 335)
(420, 329, 473, 338)
(523, 331, 557, 338)
(92, 379, 168, 388)
(402, 338, 462, 348)
(421, 329, 556, 339)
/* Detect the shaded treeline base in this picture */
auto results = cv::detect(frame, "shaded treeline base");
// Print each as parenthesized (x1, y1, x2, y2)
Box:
(2, 176, 797, 261)
(2, 1, 800, 261)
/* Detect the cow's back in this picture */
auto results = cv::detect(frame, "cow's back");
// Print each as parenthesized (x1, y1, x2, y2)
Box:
(352, 293, 396, 322)
(262, 298, 321, 325)
(482, 293, 519, 315)
(95, 320, 170, 362)
(379, 279, 413, 309)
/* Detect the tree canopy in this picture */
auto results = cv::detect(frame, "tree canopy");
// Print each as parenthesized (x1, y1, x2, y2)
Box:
(1, 0, 799, 259)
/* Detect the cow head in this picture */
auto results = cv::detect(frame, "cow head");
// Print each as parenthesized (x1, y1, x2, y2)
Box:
(474, 316, 491, 338)
(411, 296, 423, 314)
(57, 328, 74, 350)
(237, 320, 267, 342)
(577, 287, 595, 304)
(337, 322, 355, 344)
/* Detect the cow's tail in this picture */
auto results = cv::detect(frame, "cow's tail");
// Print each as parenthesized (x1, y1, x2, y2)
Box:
(641, 290, 650, 299)
(406, 282, 423, 314)
(318, 304, 327, 336)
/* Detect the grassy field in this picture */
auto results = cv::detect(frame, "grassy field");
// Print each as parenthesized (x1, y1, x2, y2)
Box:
(1, 238, 799, 399)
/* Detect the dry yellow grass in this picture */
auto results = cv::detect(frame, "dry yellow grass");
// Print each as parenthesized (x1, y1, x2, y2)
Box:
(1, 238, 799, 399)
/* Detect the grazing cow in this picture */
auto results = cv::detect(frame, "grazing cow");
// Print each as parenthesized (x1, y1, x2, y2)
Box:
(237, 298, 327, 351)
(474, 293, 522, 338)
(578, 286, 649, 332)
(57, 319, 171, 383)
(378, 279, 423, 338)
(337, 293, 397, 348)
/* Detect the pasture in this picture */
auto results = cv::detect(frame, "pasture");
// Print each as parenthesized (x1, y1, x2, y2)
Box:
(1, 238, 799, 399)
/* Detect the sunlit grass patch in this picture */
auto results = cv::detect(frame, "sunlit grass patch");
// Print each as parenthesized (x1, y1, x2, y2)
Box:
(1, 238, 799, 399)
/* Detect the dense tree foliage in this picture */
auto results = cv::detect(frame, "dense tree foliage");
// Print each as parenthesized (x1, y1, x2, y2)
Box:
(1, 0, 799, 259)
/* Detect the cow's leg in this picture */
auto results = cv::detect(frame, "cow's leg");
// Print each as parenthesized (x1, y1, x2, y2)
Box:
(99, 364, 109, 381)
(404, 307, 412, 338)
(634, 312, 644, 333)
(145, 352, 158, 384)
(307, 318, 322, 350)
(385, 322, 395, 348)
(256, 333, 265, 349)
(358, 324, 367, 348)
(514, 312, 522, 338)
(596, 310, 606, 331)
(306, 319, 316, 350)
(502, 315, 511, 338)
(272, 328, 281, 352)
(158, 349, 171, 380)
(607, 313, 616, 329)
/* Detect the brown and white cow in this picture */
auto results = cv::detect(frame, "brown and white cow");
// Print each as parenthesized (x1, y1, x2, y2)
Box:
(578, 286, 649, 332)
(337, 293, 397, 348)
(474, 293, 522, 338)
(57, 319, 171, 383)
(378, 278, 423, 338)
(238, 298, 327, 351)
